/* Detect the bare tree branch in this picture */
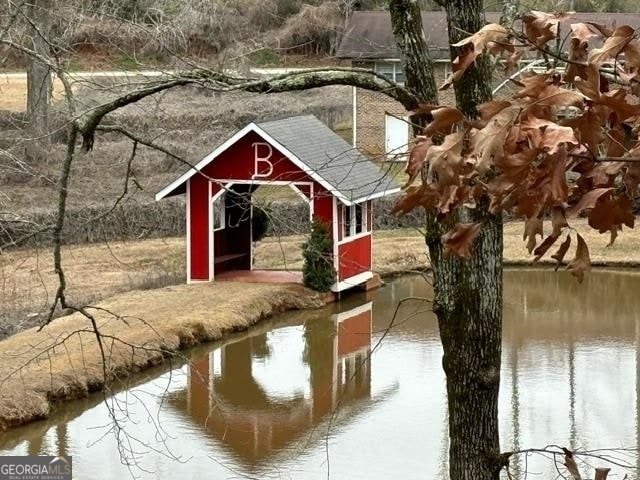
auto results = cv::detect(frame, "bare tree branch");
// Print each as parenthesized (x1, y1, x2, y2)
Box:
(79, 68, 418, 149)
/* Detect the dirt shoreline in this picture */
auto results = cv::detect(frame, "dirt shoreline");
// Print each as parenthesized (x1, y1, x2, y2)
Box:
(0, 281, 325, 431)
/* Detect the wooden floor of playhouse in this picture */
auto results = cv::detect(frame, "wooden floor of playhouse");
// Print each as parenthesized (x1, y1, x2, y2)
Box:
(215, 269, 303, 284)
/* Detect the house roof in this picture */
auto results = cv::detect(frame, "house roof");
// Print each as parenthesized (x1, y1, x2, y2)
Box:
(155, 115, 400, 205)
(336, 10, 640, 60)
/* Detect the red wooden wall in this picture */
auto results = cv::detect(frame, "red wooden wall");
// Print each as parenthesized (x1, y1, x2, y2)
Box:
(336, 199, 373, 282)
(338, 236, 372, 281)
(201, 131, 312, 183)
(189, 174, 210, 281)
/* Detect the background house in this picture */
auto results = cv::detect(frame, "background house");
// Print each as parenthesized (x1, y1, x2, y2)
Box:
(336, 10, 640, 160)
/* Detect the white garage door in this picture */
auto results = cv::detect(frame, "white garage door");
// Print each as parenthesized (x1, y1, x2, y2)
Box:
(385, 114, 409, 161)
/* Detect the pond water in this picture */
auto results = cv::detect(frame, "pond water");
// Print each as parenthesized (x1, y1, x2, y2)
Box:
(1, 269, 639, 479)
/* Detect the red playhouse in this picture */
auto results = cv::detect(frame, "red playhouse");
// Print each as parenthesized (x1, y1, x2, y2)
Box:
(156, 115, 400, 292)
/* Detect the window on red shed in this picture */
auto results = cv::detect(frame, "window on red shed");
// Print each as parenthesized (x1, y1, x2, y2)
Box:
(212, 192, 226, 231)
(342, 203, 368, 238)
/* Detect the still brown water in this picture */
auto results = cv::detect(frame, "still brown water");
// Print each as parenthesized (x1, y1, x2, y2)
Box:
(1, 269, 639, 479)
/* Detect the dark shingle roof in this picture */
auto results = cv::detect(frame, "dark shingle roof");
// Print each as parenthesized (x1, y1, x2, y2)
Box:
(336, 11, 640, 60)
(256, 115, 399, 203)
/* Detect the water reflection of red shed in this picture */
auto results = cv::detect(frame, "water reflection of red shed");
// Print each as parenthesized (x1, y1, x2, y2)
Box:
(167, 302, 377, 463)
(155, 115, 399, 292)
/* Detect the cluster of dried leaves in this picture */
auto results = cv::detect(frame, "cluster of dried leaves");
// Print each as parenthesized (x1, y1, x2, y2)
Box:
(395, 11, 640, 282)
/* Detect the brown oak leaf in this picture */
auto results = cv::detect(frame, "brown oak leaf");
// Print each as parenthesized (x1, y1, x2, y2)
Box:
(443, 24, 511, 88)
(534, 233, 560, 261)
(567, 187, 614, 217)
(523, 216, 544, 254)
(513, 74, 552, 99)
(582, 161, 625, 188)
(441, 47, 479, 89)
(493, 148, 538, 181)
(405, 136, 433, 187)
(587, 194, 635, 243)
(438, 185, 463, 215)
(551, 206, 569, 237)
(551, 234, 572, 270)
(441, 222, 483, 259)
(562, 106, 607, 156)
(471, 107, 518, 173)
(522, 11, 572, 48)
(622, 40, 640, 80)
(567, 233, 591, 283)
(548, 147, 569, 204)
(451, 23, 510, 52)
(425, 107, 464, 136)
(565, 38, 589, 82)
(412, 104, 440, 117)
(526, 84, 585, 112)
(426, 131, 465, 186)
(589, 25, 636, 66)
(599, 89, 640, 120)
(393, 185, 440, 216)
(585, 21, 612, 38)
(570, 22, 598, 45)
(520, 118, 579, 154)
(573, 64, 601, 101)
(471, 100, 512, 129)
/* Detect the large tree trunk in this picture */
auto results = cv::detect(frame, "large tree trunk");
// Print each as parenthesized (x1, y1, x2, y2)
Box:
(438, 1, 503, 479)
(389, 1, 504, 479)
(25, 0, 53, 160)
(428, 205, 503, 480)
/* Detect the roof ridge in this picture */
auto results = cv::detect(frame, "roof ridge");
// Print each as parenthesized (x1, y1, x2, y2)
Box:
(256, 113, 317, 126)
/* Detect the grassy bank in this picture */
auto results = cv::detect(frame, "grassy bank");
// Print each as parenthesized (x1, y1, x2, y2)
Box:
(0, 281, 324, 430)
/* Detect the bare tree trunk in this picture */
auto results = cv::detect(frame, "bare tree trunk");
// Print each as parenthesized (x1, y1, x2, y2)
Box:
(388, 0, 438, 107)
(25, 0, 53, 159)
(438, 2, 503, 479)
(500, 0, 520, 27)
(389, 1, 504, 479)
(428, 205, 503, 480)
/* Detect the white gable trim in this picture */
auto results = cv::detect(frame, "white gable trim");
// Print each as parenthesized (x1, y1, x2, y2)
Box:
(155, 123, 352, 205)
(155, 123, 255, 201)
(350, 187, 401, 205)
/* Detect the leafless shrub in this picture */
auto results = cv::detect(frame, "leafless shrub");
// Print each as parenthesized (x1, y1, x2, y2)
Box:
(62, 0, 347, 64)
(268, 2, 343, 55)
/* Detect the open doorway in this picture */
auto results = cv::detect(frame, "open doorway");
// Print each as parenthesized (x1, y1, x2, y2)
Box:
(212, 182, 312, 280)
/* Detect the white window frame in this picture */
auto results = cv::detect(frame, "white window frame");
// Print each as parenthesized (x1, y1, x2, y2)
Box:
(212, 191, 226, 232)
(374, 61, 405, 86)
(442, 60, 451, 80)
(342, 203, 368, 238)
